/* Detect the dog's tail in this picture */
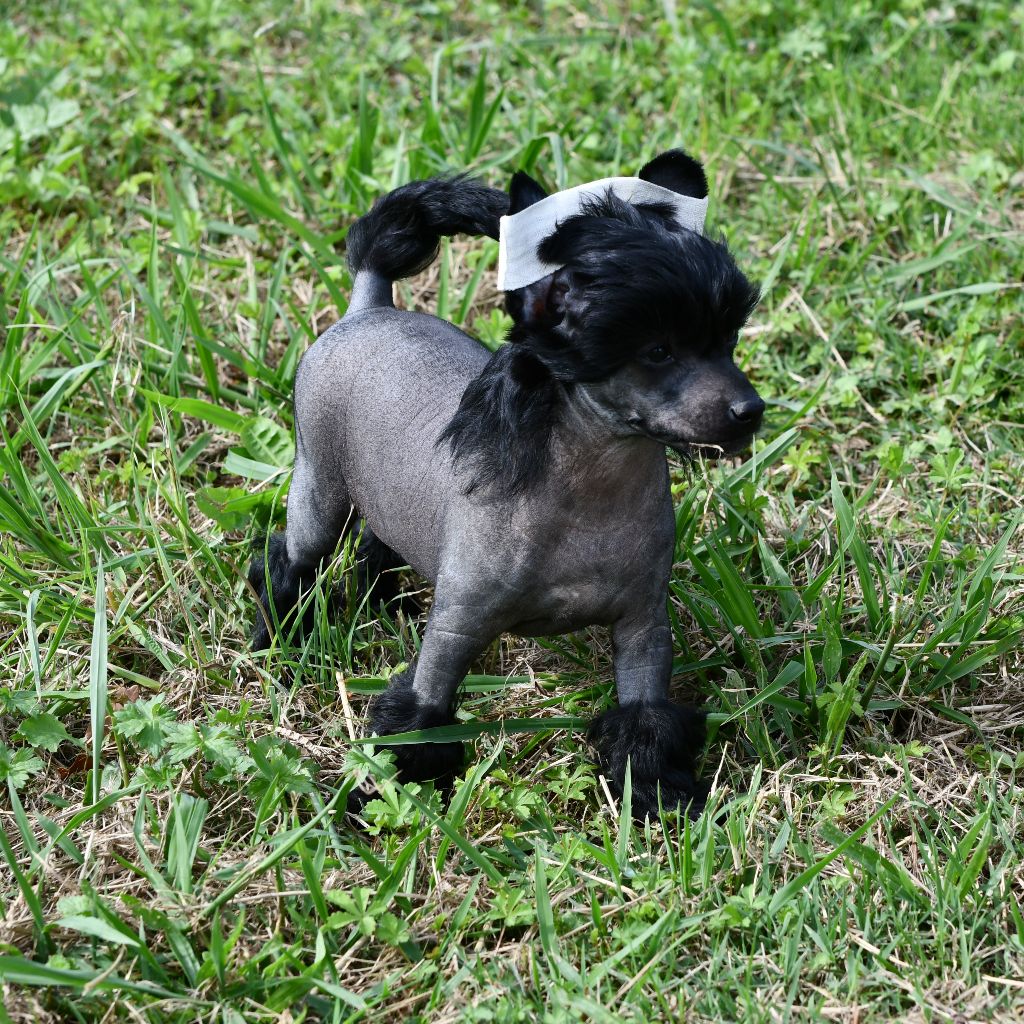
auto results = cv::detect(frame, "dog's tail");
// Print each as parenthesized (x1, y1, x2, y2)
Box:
(345, 175, 508, 313)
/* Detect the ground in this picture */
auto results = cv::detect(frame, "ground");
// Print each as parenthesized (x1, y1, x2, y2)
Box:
(0, 1, 1022, 1022)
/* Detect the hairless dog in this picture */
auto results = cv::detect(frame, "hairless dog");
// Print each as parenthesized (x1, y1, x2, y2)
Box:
(250, 150, 763, 819)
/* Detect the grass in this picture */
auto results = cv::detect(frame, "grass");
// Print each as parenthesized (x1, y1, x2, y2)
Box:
(0, 0, 1022, 1020)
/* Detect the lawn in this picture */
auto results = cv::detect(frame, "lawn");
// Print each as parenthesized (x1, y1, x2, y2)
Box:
(1, 1, 1022, 1021)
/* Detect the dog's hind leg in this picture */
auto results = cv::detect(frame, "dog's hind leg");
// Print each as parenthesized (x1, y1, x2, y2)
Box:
(249, 446, 355, 649)
(354, 526, 408, 611)
(588, 607, 709, 821)
(367, 590, 498, 784)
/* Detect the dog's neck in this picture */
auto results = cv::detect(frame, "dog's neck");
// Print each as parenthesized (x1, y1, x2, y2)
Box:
(548, 383, 667, 496)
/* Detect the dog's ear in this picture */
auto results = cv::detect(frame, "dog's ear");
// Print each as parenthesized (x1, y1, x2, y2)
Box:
(506, 268, 571, 329)
(508, 170, 548, 214)
(506, 172, 565, 329)
(638, 149, 708, 199)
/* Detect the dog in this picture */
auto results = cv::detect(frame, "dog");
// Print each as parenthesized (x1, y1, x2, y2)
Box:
(249, 149, 763, 819)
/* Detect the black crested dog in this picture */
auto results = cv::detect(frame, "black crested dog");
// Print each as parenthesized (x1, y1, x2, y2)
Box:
(250, 150, 763, 819)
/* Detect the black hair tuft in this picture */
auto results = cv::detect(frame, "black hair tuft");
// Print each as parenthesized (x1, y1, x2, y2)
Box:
(438, 345, 560, 498)
(589, 698, 709, 820)
(368, 668, 465, 782)
(535, 192, 761, 372)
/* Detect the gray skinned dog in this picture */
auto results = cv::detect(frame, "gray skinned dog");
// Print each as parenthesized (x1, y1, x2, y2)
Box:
(250, 149, 764, 819)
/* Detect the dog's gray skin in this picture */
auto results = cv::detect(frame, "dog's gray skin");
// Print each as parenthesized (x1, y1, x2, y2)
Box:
(251, 152, 764, 819)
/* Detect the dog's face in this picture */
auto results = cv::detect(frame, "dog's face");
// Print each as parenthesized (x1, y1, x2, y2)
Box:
(505, 149, 764, 456)
(578, 335, 764, 455)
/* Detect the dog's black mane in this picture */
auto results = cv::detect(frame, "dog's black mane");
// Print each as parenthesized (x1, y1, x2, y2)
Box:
(438, 344, 560, 497)
(440, 193, 760, 498)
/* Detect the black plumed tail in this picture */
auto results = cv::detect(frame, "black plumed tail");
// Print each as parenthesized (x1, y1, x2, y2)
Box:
(346, 175, 508, 282)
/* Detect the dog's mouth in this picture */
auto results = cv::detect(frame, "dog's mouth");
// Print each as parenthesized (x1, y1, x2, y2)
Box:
(664, 436, 754, 460)
(669, 437, 752, 459)
(626, 415, 754, 458)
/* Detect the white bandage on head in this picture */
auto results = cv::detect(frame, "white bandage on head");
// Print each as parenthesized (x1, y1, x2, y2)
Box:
(496, 176, 708, 292)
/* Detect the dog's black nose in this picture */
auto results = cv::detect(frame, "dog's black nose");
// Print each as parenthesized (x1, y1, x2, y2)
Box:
(729, 396, 765, 426)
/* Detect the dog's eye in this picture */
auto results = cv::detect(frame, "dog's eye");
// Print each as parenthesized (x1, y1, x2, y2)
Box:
(644, 345, 673, 365)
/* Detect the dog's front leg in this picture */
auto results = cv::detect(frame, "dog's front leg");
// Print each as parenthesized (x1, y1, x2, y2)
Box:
(367, 600, 496, 785)
(589, 609, 709, 820)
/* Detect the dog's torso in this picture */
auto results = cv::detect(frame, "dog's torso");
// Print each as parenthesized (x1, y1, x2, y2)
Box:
(293, 305, 675, 637)
(295, 306, 484, 579)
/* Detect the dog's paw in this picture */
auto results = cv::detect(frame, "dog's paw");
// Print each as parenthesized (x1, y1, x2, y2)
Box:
(249, 534, 335, 649)
(249, 534, 302, 649)
(588, 699, 708, 821)
(368, 670, 465, 783)
(627, 772, 711, 821)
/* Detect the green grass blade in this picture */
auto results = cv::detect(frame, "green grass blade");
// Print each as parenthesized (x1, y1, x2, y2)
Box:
(88, 555, 108, 805)
(768, 793, 899, 915)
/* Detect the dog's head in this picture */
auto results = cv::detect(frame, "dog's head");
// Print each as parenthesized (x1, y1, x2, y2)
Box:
(504, 150, 763, 456)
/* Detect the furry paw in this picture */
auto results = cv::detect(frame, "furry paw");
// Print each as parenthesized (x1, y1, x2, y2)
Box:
(368, 670, 465, 782)
(248, 534, 320, 649)
(588, 699, 708, 821)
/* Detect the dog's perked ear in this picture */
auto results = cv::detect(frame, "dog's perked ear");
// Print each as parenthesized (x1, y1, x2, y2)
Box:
(508, 169, 548, 213)
(637, 149, 708, 199)
(505, 171, 571, 328)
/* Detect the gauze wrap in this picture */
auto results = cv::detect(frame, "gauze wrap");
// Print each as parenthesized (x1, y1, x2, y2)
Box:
(497, 177, 708, 292)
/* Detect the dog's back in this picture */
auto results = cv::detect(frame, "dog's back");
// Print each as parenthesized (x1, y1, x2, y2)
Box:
(294, 308, 485, 579)
(284, 177, 509, 581)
